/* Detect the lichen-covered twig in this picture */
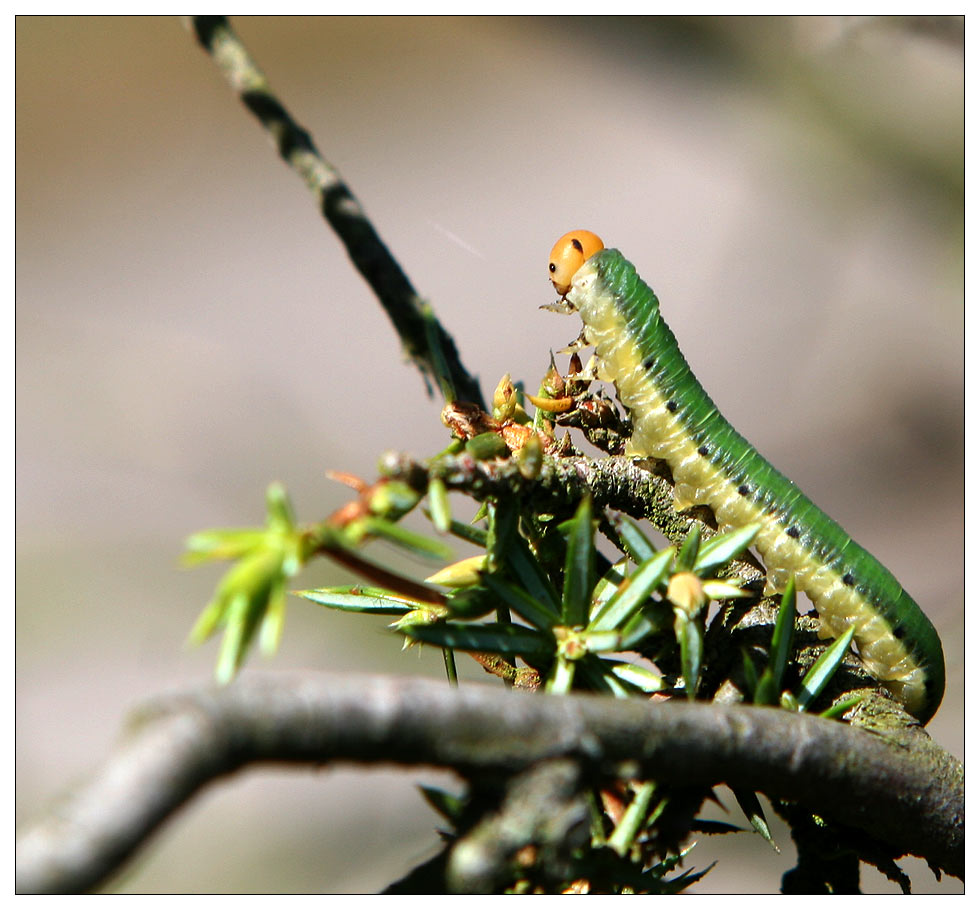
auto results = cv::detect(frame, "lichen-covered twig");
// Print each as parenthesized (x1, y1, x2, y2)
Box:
(379, 449, 766, 587)
(188, 16, 483, 407)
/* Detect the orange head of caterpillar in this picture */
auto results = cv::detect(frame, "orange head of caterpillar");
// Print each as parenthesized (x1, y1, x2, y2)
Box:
(548, 230, 605, 296)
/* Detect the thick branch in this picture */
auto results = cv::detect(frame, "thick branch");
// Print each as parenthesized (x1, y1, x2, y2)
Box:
(189, 16, 483, 407)
(17, 672, 962, 893)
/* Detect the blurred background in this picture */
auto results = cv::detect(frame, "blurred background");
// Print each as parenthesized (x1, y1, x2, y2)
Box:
(16, 16, 963, 894)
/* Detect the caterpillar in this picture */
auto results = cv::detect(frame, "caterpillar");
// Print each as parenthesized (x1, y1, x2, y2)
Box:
(547, 230, 945, 722)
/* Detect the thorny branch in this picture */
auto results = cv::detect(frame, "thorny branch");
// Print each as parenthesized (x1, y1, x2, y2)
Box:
(379, 448, 766, 586)
(16, 672, 963, 893)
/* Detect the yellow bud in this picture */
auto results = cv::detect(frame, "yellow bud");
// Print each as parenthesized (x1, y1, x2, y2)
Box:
(667, 572, 706, 615)
(391, 604, 449, 630)
(425, 555, 487, 588)
(526, 393, 573, 414)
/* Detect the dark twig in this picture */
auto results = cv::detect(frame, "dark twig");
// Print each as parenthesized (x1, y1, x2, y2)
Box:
(447, 758, 588, 892)
(188, 16, 483, 407)
(16, 672, 963, 893)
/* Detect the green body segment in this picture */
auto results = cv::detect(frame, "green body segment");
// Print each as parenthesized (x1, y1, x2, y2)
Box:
(565, 248, 945, 722)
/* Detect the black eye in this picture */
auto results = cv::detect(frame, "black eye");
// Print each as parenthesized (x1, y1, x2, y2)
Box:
(549, 263, 556, 273)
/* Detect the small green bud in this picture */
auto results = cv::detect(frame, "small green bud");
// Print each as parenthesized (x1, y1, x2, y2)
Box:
(492, 373, 517, 421)
(516, 432, 544, 479)
(427, 477, 452, 533)
(367, 481, 421, 520)
(539, 361, 566, 399)
(465, 432, 509, 460)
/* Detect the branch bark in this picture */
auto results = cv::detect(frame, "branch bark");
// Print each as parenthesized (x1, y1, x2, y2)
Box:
(16, 671, 962, 893)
